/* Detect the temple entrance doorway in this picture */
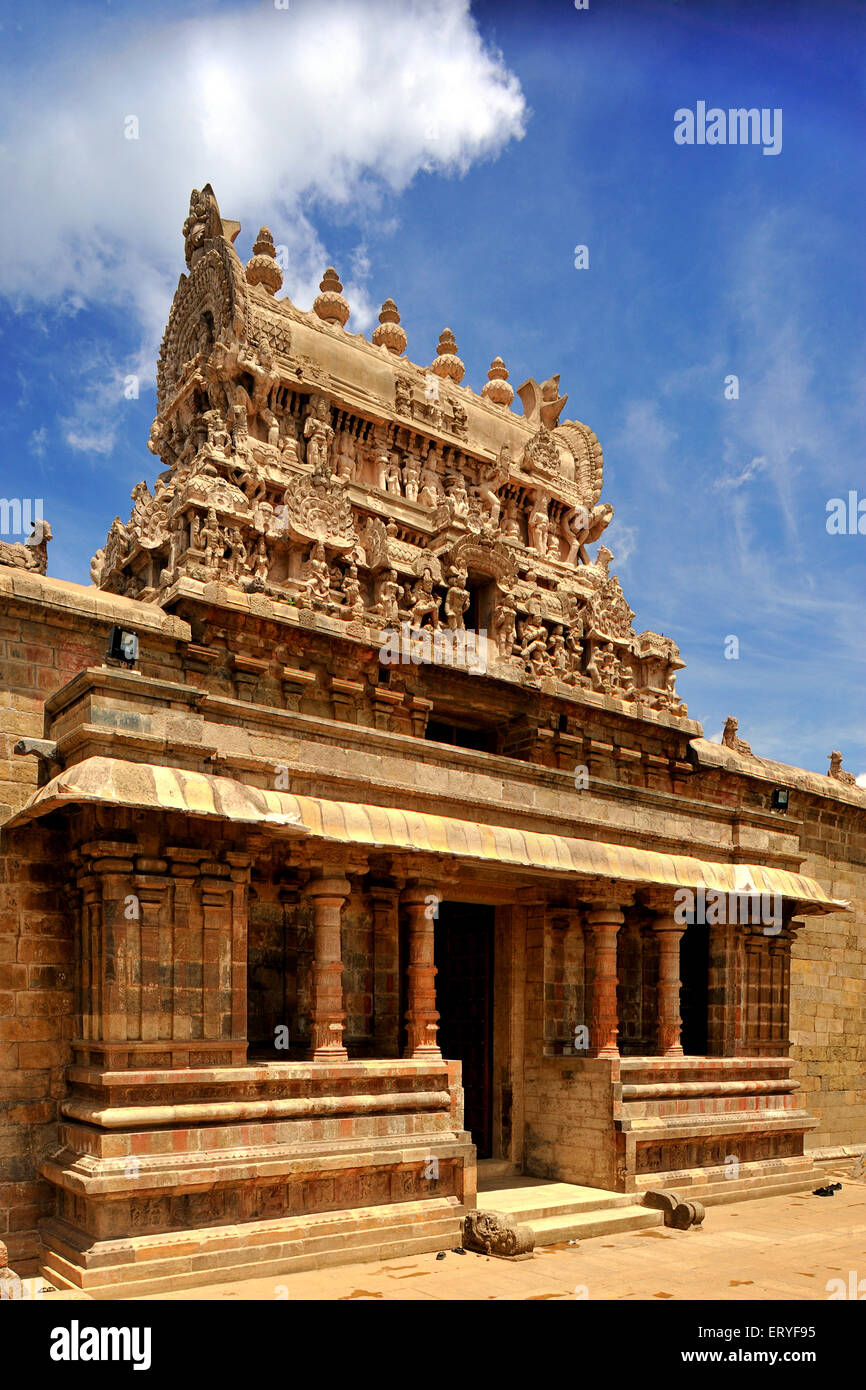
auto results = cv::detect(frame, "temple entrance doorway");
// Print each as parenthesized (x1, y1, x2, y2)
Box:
(679, 921, 709, 1055)
(435, 902, 495, 1159)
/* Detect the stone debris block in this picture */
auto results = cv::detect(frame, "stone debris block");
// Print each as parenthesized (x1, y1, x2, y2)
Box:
(463, 1210, 535, 1259)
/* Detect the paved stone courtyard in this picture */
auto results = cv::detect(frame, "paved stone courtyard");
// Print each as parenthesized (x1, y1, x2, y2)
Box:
(35, 1170, 864, 1302)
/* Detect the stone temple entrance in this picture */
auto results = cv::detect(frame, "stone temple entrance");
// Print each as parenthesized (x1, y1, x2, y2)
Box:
(436, 903, 495, 1159)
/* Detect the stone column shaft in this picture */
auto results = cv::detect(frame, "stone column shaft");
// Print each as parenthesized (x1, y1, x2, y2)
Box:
(653, 915, 685, 1056)
(402, 887, 441, 1059)
(308, 875, 350, 1061)
(586, 905, 625, 1058)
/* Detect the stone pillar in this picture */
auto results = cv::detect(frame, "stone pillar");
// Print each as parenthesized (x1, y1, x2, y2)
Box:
(307, 873, 351, 1061)
(402, 885, 442, 1059)
(652, 914, 685, 1056)
(370, 886, 400, 1057)
(585, 902, 625, 1058)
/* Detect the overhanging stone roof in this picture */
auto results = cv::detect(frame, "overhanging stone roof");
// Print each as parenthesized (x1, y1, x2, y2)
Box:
(11, 756, 846, 916)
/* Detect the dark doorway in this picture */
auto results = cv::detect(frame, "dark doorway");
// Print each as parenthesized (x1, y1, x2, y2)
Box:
(435, 902, 495, 1158)
(679, 922, 709, 1055)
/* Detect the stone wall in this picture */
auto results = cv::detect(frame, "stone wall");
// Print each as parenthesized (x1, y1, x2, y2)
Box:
(0, 819, 73, 1268)
(792, 797, 866, 1156)
(0, 572, 188, 1268)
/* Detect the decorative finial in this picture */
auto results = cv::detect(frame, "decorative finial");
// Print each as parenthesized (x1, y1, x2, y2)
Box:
(431, 327, 465, 384)
(372, 298, 407, 355)
(482, 356, 514, 408)
(313, 267, 350, 327)
(245, 227, 283, 296)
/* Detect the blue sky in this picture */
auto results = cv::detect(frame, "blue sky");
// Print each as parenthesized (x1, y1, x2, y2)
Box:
(1, 0, 864, 778)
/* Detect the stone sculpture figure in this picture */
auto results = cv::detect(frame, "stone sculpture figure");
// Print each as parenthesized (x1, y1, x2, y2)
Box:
(385, 455, 403, 496)
(341, 561, 366, 619)
(528, 492, 550, 557)
(828, 751, 857, 786)
(419, 454, 440, 508)
(519, 613, 551, 678)
(722, 717, 752, 755)
(477, 451, 508, 529)
(502, 497, 521, 541)
(402, 452, 420, 502)
(408, 568, 441, 629)
(443, 562, 470, 631)
(0, 520, 53, 576)
(226, 527, 247, 578)
(376, 569, 402, 624)
(562, 502, 614, 566)
(200, 509, 222, 572)
(302, 540, 332, 604)
(395, 377, 413, 416)
(491, 596, 518, 661)
(252, 535, 269, 583)
(548, 623, 569, 677)
(463, 1211, 534, 1259)
(449, 474, 470, 522)
(304, 396, 335, 480)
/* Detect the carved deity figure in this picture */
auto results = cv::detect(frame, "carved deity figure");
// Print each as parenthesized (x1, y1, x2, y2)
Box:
(304, 396, 334, 480)
(402, 452, 420, 502)
(252, 535, 269, 583)
(491, 596, 518, 661)
(519, 613, 550, 678)
(334, 429, 356, 482)
(528, 492, 550, 557)
(341, 561, 365, 619)
(376, 568, 402, 624)
(201, 508, 221, 570)
(547, 624, 569, 677)
(385, 454, 403, 496)
(449, 474, 470, 521)
(443, 561, 470, 631)
(419, 453, 440, 508)
(302, 540, 331, 604)
(408, 568, 441, 629)
(226, 527, 247, 578)
(477, 452, 507, 528)
(502, 497, 521, 541)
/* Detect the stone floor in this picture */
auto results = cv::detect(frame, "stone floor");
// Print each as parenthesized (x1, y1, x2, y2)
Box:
(34, 1167, 865, 1302)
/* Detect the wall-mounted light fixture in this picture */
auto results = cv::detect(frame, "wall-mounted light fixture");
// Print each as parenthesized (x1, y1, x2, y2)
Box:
(770, 787, 789, 811)
(106, 626, 139, 668)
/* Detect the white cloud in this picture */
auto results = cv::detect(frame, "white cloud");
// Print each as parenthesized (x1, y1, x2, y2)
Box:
(28, 426, 47, 459)
(0, 1, 524, 452)
(0, 0, 525, 337)
(610, 399, 678, 491)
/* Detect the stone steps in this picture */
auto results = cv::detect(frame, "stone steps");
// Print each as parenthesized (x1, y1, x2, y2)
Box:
(40, 1197, 464, 1299)
(652, 1167, 826, 1208)
(476, 1178, 663, 1245)
(531, 1205, 664, 1243)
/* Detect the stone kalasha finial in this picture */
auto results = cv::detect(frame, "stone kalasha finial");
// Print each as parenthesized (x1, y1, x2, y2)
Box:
(828, 751, 857, 786)
(431, 327, 465, 384)
(245, 227, 283, 296)
(313, 267, 350, 327)
(482, 356, 514, 408)
(372, 299, 407, 355)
